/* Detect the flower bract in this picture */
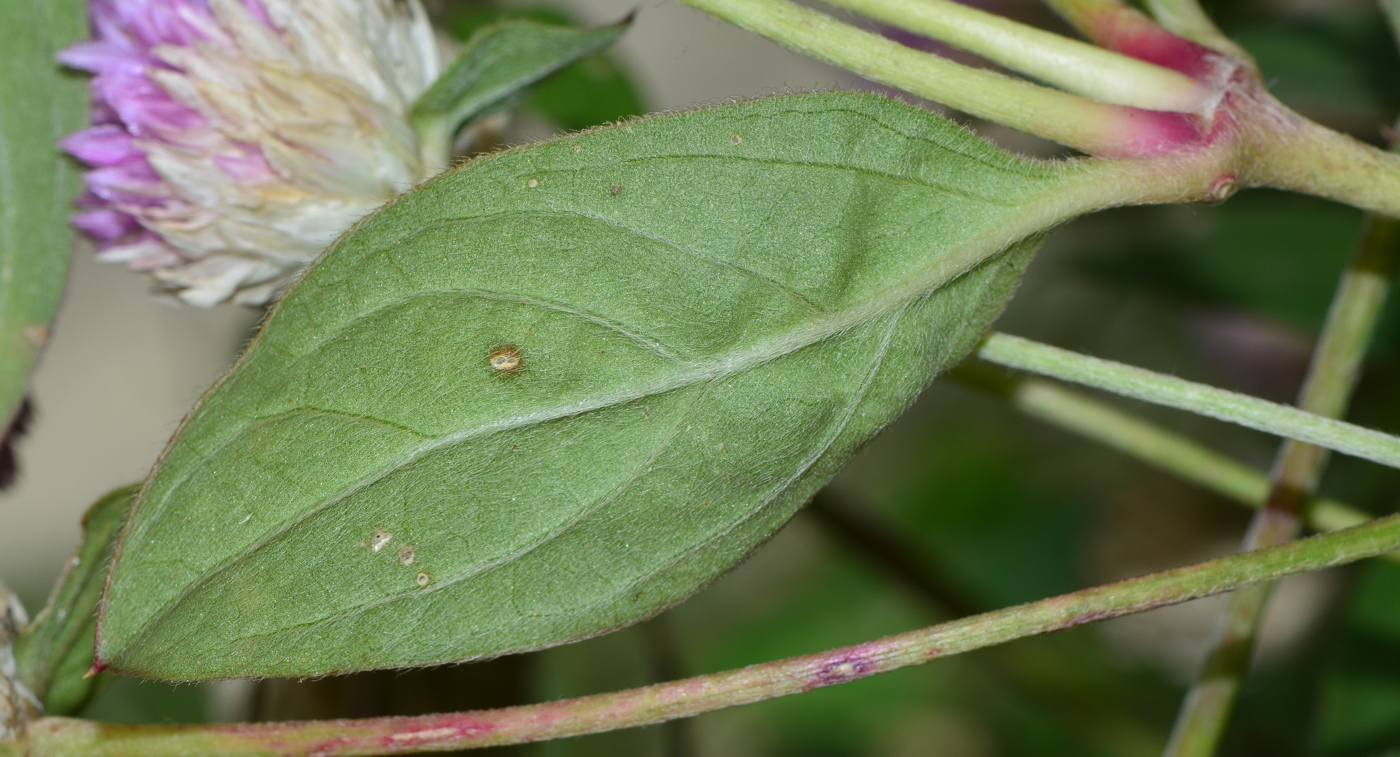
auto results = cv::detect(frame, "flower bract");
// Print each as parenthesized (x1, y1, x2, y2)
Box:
(60, 0, 442, 306)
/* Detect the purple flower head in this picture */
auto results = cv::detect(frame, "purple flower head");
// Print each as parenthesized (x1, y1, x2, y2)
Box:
(60, 0, 441, 306)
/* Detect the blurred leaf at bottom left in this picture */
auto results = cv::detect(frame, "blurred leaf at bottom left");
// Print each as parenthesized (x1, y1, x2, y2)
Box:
(13, 485, 135, 715)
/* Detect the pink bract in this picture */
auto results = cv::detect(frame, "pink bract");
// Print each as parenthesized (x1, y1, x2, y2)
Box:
(58, 0, 440, 306)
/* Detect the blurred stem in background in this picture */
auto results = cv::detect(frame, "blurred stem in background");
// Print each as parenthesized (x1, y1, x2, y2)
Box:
(1161, 9, 1400, 745)
(948, 364, 1395, 554)
(807, 492, 1168, 754)
(1162, 175, 1400, 756)
(974, 332, 1400, 470)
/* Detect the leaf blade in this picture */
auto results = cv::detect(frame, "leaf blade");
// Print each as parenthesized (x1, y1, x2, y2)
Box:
(99, 92, 1093, 679)
(0, 0, 87, 431)
(411, 18, 631, 160)
(14, 485, 135, 714)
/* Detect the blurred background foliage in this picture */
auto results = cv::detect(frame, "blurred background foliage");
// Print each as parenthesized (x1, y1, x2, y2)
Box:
(25, 0, 1400, 754)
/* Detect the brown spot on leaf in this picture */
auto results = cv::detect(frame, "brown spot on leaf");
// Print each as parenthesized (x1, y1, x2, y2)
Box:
(488, 344, 523, 374)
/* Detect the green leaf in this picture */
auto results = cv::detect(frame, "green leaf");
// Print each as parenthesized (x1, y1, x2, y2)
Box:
(13, 485, 135, 715)
(412, 18, 631, 161)
(0, 0, 87, 434)
(527, 50, 644, 131)
(441, 5, 645, 130)
(97, 92, 1117, 680)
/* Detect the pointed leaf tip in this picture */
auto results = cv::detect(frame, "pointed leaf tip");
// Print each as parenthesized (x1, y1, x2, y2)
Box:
(99, 92, 1102, 680)
(411, 16, 633, 164)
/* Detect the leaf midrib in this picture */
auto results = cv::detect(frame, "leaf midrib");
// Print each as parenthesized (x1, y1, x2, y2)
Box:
(106, 143, 1095, 663)
(197, 311, 906, 672)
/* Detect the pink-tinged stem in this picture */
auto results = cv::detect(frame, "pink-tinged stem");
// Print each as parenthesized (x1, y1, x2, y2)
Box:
(11, 514, 1400, 757)
(1163, 131, 1400, 757)
(682, 0, 1216, 158)
(1041, 0, 1222, 79)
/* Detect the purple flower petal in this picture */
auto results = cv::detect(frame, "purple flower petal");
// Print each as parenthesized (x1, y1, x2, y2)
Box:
(85, 157, 167, 204)
(88, 0, 138, 49)
(90, 96, 122, 128)
(95, 68, 205, 136)
(73, 209, 142, 240)
(61, 125, 141, 167)
(57, 42, 147, 74)
(115, 0, 224, 50)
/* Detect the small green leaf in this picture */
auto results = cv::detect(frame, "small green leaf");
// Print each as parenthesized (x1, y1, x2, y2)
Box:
(412, 18, 631, 161)
(527, 51, 644, 131)
(0, 0, 88, 435)
(14, 485, 135, 714)
(97, 92, 1113, 680)
(441, 5, 645, 130)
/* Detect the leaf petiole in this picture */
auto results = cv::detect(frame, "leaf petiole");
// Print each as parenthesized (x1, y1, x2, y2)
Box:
(821, 0, 1211, 112)
(678, 0, 1190, 157)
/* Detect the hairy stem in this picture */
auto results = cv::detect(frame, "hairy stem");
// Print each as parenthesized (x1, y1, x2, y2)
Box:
(948, 364, 1391, 557)
(974, 332, 1400, 470)
(1162, 211, 1400, 756)
(1140, 0, 1251, 62)
(1039, 0, 1142, 47)
(1248, 112, 1400, 221)
(8, 516, 1400, 757)
(678, 0, 1193, 157)
(818, 0, 1208, 111)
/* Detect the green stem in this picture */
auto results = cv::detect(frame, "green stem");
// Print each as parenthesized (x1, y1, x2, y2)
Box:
(9, 516, 1400, 757)
(1139, 0, 1251, 62)
(1247, 110, 1400, 221)
(947, 364, 1390, 557)
(677, 0, 1164, 156)
(974, 332, 1400, 470)
(817, 0, 1209, 112)
(1038, 0, 1136, 44)
(1162, 212, 1400, 756)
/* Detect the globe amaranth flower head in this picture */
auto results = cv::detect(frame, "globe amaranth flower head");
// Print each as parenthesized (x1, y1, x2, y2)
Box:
(59, 0, 442, 306)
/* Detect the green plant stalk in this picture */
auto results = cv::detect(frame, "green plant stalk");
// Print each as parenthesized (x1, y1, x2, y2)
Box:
(948, 364, 1387, 553)
(1386, 0, 1400, 50)
(974, 332, 1400, 470)
(817, 0, 1209, 112)
(1038, 0, 1137, 44)
(1042, 0, 1248, 63)
(1162, 212, 1400, 756)
(7, 516, 1400, 757)
(1247, 111, 1400, 221)
(1140, 0, 1251, 62)
(677, 0, 1162, 156)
